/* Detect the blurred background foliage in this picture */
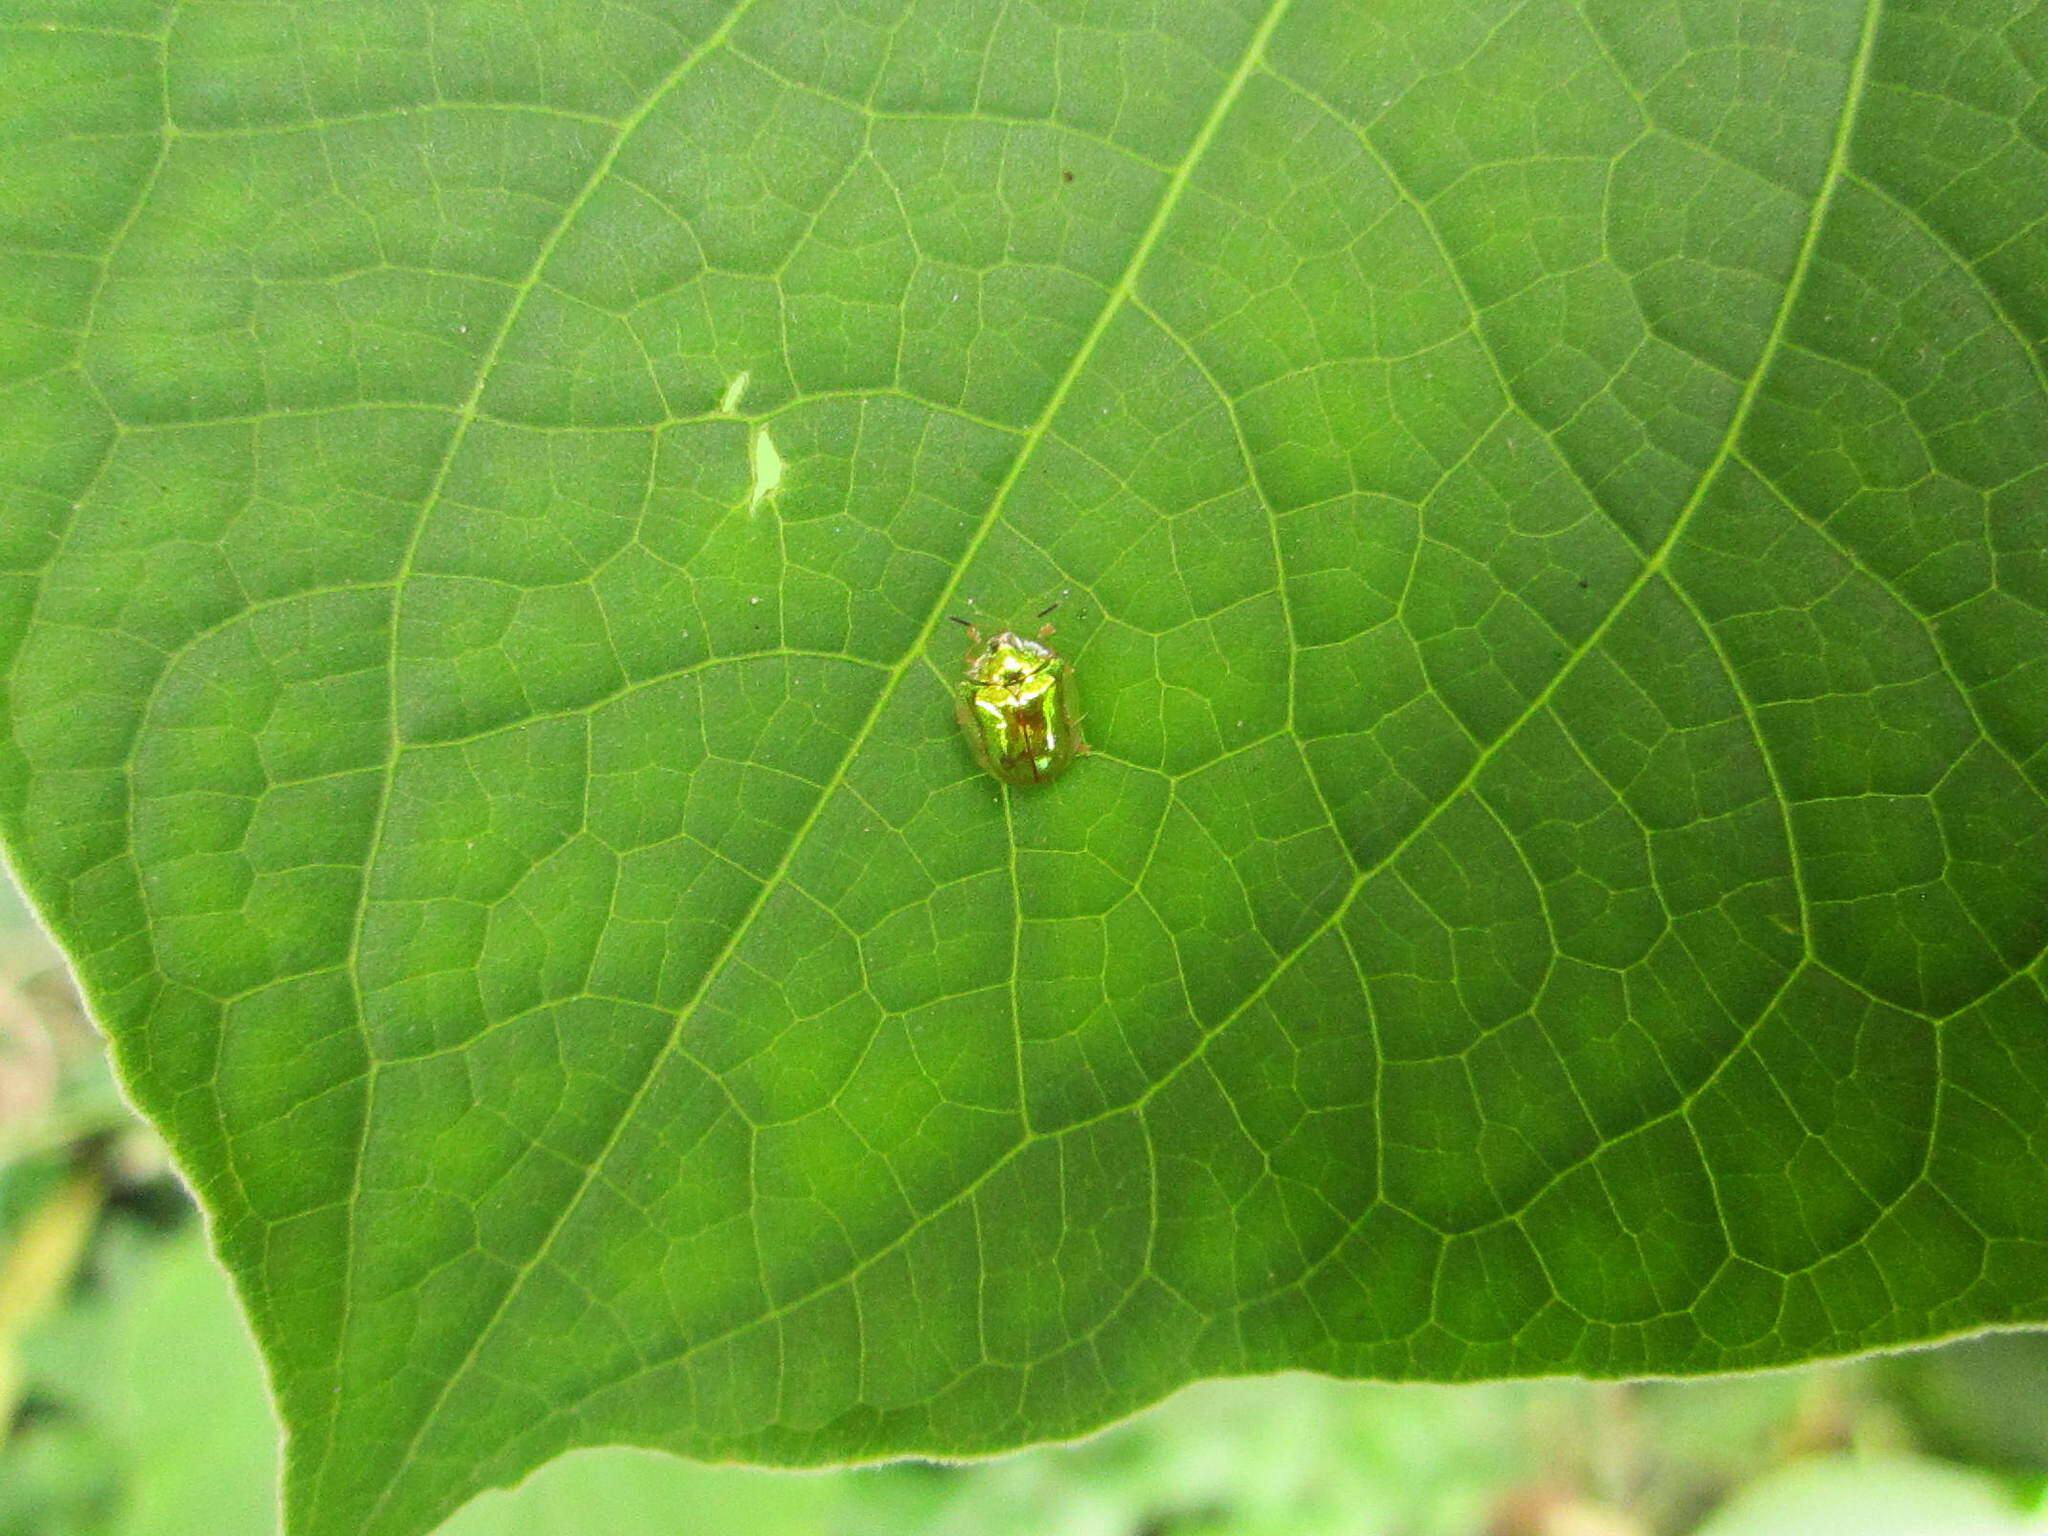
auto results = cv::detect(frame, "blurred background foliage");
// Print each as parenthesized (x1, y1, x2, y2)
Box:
(3, 871, 2044, 1536)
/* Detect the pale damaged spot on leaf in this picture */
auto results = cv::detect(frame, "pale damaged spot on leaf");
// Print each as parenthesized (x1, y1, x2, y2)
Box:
(747, 421, 783, 511)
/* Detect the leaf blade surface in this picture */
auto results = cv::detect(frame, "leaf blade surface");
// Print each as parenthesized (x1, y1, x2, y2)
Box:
(3, 2, 2047, 1533)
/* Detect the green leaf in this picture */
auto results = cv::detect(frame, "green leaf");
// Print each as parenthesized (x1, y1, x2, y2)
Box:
(110, 1232, 282, 1536)
(1885, 1330, 2048, 1476)
(3, 0, 2047, 1533)
(101, 1230, 838, 1536)
(1694, 1456, 2048, 1536)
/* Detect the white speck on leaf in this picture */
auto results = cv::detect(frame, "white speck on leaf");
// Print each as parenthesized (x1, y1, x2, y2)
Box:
(746, 423, 784, 513)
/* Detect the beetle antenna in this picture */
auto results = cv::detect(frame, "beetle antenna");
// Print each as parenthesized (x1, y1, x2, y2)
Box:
(947, 615, 974, 629)
(1036, 601, 1061, 618)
